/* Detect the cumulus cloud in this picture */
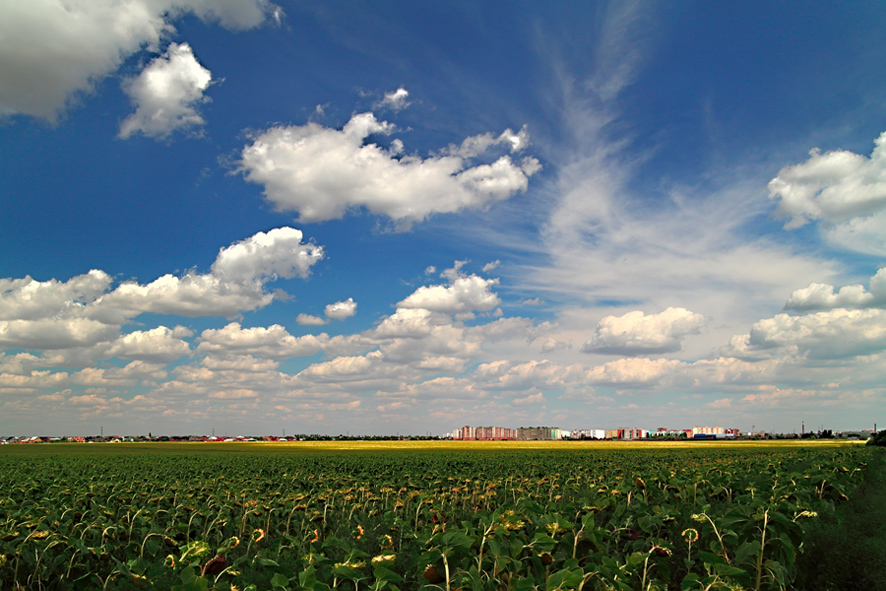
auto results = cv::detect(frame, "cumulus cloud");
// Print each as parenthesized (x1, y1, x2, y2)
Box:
(586, 357, 683, 387)
(0, 0, 279, 121)
(394, 377, 484, 402)
(0, 270, 112, 321)
(372, 308, 436, 339)
(71, 360, 167, 387)
(768, 131, 886, 229)
(0, 318, 118, 350)
(201, 355, 279, 373)
(375, 87, 410, 111)
(397, 274, 500, 314)
(784, 268, 886, 311)
(296, 314, 327, 326)
(239, 113, 540, 225)
(0, 370, 70, 391)
(295, 351, 394, 385)
(823, 210, 886, 256)
(97, 273, 275, 319)
(196, 322, 328, 359)
(325, 298, 357, 320)
(106, 326, 192, 363)
(582, 307, 706, 355)
(0, 228, 322, 359)
(119, 43, 211, 139)
(475, 359, 576, 391)
(211, 227, 323, 283)
(101, 227, 323, 317)
(447, 125, 531, 158)
(745, 308, 886, 360)
(295, 298, 357, 325)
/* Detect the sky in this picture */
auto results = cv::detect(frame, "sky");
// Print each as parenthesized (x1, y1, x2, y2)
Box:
(2, 1, 886, 437)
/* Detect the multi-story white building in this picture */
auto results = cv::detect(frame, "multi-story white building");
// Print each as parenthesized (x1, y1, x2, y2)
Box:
(452, 426, 517, 440)
(692, 426, 725, 436)
(569, 429, 606, 440)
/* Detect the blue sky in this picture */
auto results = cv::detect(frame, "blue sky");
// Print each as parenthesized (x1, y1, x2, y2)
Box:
(2, 0, 885, 436)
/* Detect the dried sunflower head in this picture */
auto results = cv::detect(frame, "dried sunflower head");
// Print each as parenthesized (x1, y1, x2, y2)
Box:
(201, 554, 228, 577)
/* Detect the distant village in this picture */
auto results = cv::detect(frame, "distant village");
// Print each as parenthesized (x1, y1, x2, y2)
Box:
(450, 425, 877, 440)
(1, 423, 878, 444)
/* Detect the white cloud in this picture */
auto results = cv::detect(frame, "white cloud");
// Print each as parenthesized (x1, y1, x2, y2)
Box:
(372, 308, 436, 339)
(0, 318, 117, 350)
(0, 270, 112, 321)
(119, 43, 211, 139)
(393, 377, 484, 402)
(376, 87, 410, 111)
(511, 391, 546, 406)
(746, 308, 886, 360)
(824, 210, 886, 256)
(586, 357, 683, 387)
(0, 228, 323, 359)
(0, 0, 278, 121)
(0, 353, 42, 375)
(172, 354, 296, 396)
(211, 227, 323, 283)
(447, 126, 531, 158)
(97, 273, 274, 318)
(475, 359, 576, 391)
(295, 351, 390, 384)
(106, 325, 192, 363)
(201, 355, 279, 373)
(768, 131, 886, 229)
(582, 307, 706, 355)
(0, 370, 69, 391)
(208, 388, 259, 400)
(375, 323, 476, 369)
(784, 268, 886, 311)
(239, 113, 539, 225)
(71, 360, 166, 387)
(168, 0, 281, 30)
(295, 297, 357, 325)
(325, 298, 357, 320)
(100, 227, 323, 318)
(482, 260, 500, 272)
(296, 314, 327, 326)
(196, 322, 328, 359)
(397, 274, 500, 314)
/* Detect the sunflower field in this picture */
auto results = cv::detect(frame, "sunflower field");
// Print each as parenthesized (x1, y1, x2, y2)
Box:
(0, 442, 874, 590)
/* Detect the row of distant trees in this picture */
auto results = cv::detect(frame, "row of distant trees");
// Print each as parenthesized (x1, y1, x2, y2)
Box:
(868, 430, 886, 446)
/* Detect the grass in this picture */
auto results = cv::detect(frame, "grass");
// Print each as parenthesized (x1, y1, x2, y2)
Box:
(794, 448, 886, 591)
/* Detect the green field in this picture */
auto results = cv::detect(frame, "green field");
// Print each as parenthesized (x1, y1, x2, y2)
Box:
(0, 441, 879, 590)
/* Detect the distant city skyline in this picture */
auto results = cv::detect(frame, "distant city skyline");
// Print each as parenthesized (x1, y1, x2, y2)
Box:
(2, 2, 886, 436)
